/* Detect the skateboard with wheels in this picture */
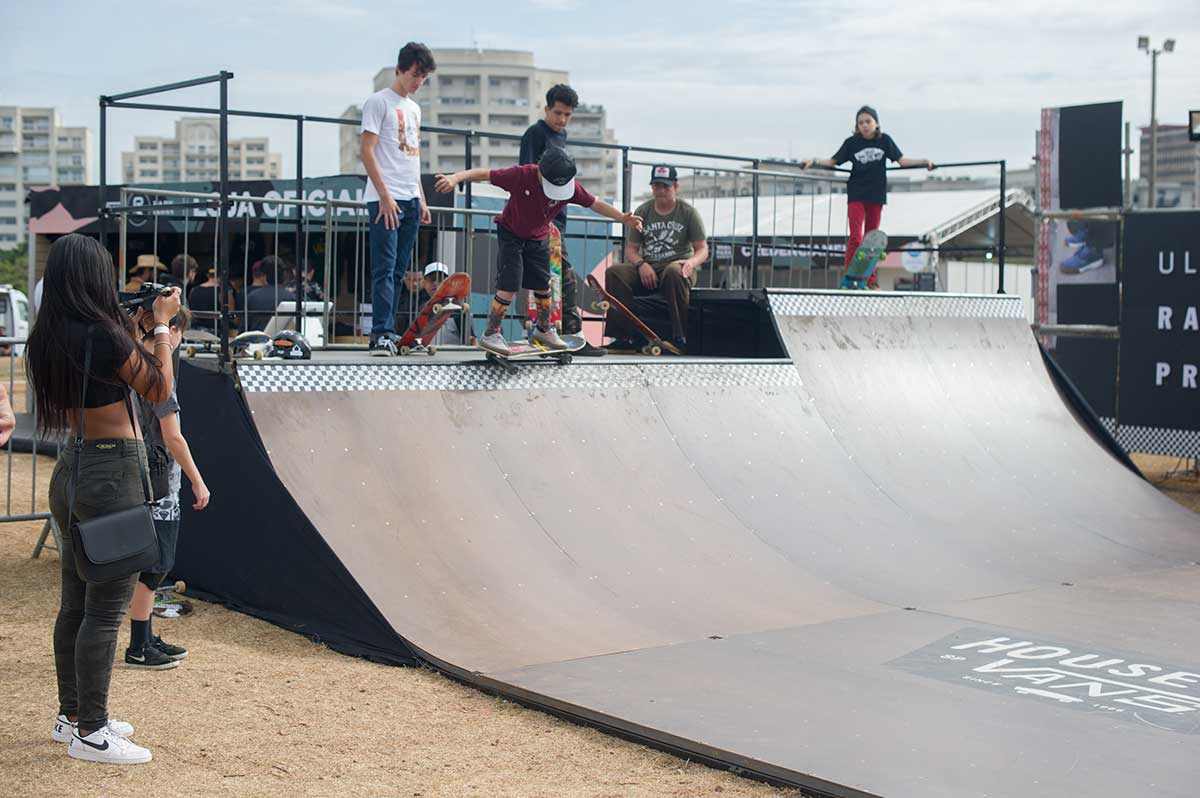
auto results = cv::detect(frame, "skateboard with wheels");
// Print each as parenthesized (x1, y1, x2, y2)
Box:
(525, 226, 564, 333)
(183, 329, 281, 359)
(183, 329, 220, 358)
(840, 229, 888, 289)
(231, 330, 272, 359)
(153, 579, 194, 618)
(481, 335, 585, 374)
(396, 273, 471, 356)
(584, 273, 682, 356)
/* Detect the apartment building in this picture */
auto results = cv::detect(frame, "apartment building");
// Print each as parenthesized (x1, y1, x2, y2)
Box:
(0, 106, 91, 249)
(1140, 124, 1200, 201)
(121, 117, 283, 184)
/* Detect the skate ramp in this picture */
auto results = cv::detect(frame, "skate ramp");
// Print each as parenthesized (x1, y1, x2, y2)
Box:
(225, 290, 1200, 797)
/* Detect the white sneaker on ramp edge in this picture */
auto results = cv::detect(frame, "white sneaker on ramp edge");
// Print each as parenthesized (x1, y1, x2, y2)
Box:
(530, 326, 568, 350)
(53, 714, 135, 743)
(68, 725, 151, 764)
(478, 332, 512, 356)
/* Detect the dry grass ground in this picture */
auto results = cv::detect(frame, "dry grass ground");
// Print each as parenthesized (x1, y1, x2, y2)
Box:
(1, 450, 1195, 797)
(0, 452, 801, 798)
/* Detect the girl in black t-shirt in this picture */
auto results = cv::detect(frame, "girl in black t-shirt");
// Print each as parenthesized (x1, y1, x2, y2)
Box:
(803, 106, 935, 287)
(25, 233, 180, 764)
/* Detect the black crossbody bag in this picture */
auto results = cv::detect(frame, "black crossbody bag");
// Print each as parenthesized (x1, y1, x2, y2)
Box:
(67, 328, 159, 583)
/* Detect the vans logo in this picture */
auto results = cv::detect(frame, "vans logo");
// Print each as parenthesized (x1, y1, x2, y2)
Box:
(889, 625, 1200, 735)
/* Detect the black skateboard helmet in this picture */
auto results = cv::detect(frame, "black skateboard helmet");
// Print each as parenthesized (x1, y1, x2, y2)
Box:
(269, 330, 313, 360)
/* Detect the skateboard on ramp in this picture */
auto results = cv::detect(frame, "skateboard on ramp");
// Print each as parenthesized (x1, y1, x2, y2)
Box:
(525, 225, 565, 333)
(840, 229, 887, 290)
(585, 273, 682, 356)
(185, 329, 274, 359)
(395, 273, 471, 356)
(481, 335, 585, 374)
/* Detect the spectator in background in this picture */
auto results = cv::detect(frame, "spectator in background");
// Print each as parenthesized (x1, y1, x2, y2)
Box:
(124, 254, 167, 293)
(0, 384, 14, 446)
(185, 264, 228, 333)
(245, 255, 297, 331)
(169, 254, 197, 291)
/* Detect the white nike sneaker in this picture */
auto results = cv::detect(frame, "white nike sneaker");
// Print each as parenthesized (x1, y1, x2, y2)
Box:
(53, 714, 134, 743)
(68, 725, 152, 764)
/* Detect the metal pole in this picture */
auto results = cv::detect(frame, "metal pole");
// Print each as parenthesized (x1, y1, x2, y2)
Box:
(1124, 121, 1132, 209)
(295, 117, 304, 332)
(998, 159, 1007, 294)
(464, 136, 473, 209)
(751, 159, 760, 289)
(99, 99, 108, 255)
(621, 148, 631, 211)
(1149, 49, 1158, 209)
(217, 72, 232, 364)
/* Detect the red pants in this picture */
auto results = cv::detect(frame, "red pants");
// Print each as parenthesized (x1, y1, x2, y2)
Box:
(846, 201, 883, 284)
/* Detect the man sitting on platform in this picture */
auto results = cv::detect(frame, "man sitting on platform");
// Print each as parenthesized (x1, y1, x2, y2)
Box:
(605, 165, 708, 353)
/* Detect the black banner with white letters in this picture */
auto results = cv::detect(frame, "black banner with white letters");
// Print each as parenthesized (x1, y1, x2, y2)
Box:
(1119, 211, 1200, 432)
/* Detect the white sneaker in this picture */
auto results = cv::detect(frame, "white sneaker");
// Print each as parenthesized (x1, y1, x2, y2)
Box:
(68, 725, 152, 764)
(478, 332, 511, 356)
(530, 326, 568, 351)
(52, 714, 134, 743)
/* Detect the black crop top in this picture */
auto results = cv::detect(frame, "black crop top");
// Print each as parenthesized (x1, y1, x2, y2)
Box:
(64, 318, 132, 408)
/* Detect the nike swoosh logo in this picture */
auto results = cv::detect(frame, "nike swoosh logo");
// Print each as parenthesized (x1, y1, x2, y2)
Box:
(76, 735, 109, 751)
(129, 654, 145, 662)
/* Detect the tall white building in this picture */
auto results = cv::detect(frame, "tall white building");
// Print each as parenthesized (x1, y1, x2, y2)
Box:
(340, 48, 620, 199)
(0, 107, 91, 249)
(121, 117, 283, 184)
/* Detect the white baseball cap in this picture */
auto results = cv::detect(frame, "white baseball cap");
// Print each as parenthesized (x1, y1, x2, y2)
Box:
(424, 262, 451, 277)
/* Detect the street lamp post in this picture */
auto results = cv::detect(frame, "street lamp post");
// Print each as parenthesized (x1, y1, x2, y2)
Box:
(1139, 36, 1176, 209)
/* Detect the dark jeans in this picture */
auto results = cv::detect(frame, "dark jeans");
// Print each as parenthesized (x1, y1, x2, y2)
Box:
(368, 198, 421, 338)
(48, 439, 149, 732)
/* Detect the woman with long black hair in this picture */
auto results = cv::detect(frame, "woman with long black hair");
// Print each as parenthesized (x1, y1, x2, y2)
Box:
(27, 233, 180, 764)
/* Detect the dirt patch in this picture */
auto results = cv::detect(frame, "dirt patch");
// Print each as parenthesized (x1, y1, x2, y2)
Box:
(0, 452, 801, 798)
(1131, 453, 1200, 514)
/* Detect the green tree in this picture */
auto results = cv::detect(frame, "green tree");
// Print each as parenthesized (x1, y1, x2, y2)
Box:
(0, 243, 28, 294)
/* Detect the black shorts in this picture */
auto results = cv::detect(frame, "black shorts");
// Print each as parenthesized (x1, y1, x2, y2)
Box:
(495, 223, 551, 293)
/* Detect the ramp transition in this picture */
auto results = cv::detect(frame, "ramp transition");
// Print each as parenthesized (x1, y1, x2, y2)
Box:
(178, 290, 1200, 798)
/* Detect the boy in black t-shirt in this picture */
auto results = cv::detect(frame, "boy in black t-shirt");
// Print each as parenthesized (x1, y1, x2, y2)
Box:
(804, 106, 935, 287)
(518, 84, 603, 353)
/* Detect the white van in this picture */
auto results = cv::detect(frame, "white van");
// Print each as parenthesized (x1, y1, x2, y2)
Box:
(0, 285, 31, 356)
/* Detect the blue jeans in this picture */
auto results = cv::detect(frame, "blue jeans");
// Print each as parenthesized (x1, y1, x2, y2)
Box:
(368, 198, 421, 338)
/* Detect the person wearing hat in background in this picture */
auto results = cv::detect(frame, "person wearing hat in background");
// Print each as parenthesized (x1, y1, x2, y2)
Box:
(435, 147, 642, 356)
(124, 254, 167, 293)
(801, 106, 935, 288)
(604, 164, 708, 353)
(518, 83, 603, 356)
(419, 262, 460, 345)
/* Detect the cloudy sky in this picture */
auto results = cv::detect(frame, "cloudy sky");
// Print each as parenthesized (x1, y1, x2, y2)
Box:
(3, 0, 1198, 184)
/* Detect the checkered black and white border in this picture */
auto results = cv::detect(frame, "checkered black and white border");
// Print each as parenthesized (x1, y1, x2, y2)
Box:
(1100, 418, 1200, 459)
(767, 290, 1024, 319)
(237, 361, 802, 394)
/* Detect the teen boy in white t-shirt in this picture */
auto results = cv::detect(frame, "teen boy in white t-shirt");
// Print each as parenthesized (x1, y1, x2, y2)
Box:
(360, 42, 436, 355)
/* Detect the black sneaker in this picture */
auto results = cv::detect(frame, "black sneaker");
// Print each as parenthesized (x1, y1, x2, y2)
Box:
(607, 337, 641, 352)
(125, 642, 179, 670)
(575, 341, 607, 357)
(368, 334, 397, 357)
(150, 635, 188, 661)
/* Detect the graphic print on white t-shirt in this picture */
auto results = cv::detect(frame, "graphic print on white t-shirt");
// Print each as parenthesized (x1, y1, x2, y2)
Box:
(361, 88, 421, 203)
(854, 147, 885, 165)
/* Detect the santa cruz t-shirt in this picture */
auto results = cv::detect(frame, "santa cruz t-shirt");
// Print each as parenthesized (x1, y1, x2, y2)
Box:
(832, 133, 903, 205)
(360, 87, 422, 203)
